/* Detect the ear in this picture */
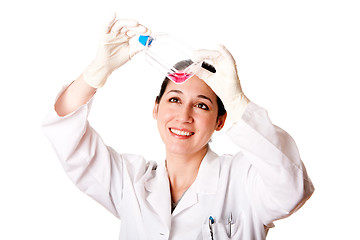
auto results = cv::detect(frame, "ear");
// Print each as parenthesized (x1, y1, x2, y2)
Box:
(153, 100, 159, 120)
(215, 112, 227, 131)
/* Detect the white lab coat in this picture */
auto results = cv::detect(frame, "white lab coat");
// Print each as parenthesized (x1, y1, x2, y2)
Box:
(42, 88, 314, 240)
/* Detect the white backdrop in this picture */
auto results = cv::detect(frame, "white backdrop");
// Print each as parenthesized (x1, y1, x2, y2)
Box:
(1, 0, 359, 239)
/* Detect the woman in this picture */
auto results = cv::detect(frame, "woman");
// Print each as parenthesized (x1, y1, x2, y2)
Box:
(43, 15, 314, 239)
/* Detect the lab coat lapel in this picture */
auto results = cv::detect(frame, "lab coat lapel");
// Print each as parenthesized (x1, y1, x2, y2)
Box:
(172, 182, 198, 216)
(172, 148, 220, 216)
(145, 162, 172, 230)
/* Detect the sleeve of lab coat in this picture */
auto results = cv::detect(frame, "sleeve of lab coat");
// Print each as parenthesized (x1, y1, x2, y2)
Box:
(226, 102, 314, 226)
(42, 87, 147, 219)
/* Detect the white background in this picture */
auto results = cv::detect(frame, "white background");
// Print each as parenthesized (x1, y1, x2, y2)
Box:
(1, 0, 359, 239)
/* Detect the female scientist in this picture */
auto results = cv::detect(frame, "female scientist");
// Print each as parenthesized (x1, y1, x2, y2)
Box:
(43, 15, 314, 239)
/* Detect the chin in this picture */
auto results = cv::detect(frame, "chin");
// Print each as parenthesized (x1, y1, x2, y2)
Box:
(166, 143, 208, 157)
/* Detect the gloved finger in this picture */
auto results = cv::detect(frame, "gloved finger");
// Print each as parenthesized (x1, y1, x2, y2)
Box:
(121, 24, 147, 34)
(104, 12, 117, 33)
(126, 30, 143, 38)
(128, 26, 151, 58)
(197, 67, 215, 82)
(129, 39, 146, 58)
(217, 44, 236, 63)
(192, 49, 222, 63)
(133, 25, 148, 34)
(126, 30, 137, 38)
(125, 25, 149, 37)
(111, 19, 139, 33)
(120, 27, 128, 33)
(142, 28, 152, 36)
(190, 63, 215, 83)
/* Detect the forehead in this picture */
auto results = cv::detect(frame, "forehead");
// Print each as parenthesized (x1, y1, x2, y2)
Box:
(165, 76, 217, 101)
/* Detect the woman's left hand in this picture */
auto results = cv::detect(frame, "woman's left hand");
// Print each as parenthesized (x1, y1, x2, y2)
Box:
(192, 45, 249, 124)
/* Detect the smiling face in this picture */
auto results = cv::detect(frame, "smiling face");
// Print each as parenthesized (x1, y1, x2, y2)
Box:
(153, 76, 227, 158)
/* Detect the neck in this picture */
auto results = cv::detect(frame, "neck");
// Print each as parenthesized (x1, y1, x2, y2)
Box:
(166, 145, 208, 190)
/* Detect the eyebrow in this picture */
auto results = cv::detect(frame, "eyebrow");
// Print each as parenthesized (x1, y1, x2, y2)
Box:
(197, 94, 213, 104)
(166, 90, 213, 104)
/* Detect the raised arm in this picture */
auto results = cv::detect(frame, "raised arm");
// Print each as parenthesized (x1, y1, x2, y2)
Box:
(193, 45, 314, 225)
(43, 14, 151, 217)
(54, 75, 96, 116)
(55, 13, 150, 116)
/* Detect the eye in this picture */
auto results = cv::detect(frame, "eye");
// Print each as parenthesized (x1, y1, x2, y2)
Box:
(195, 103, 209, 110)
(169, 97, 180, 103)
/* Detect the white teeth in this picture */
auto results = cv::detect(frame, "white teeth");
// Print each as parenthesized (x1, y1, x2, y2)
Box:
(170, 128, 193, 136)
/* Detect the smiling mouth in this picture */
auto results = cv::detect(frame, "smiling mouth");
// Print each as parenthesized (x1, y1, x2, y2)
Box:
(169, 128, 194, 137)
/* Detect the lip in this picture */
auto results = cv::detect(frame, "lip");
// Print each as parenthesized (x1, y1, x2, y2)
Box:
(169, 127, 195, 139)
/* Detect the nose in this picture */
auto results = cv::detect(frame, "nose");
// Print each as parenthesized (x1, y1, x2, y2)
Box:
(176, 105, 193, 123)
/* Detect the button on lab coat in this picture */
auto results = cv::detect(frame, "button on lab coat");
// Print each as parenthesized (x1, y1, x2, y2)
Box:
(42, 89, 314, 239)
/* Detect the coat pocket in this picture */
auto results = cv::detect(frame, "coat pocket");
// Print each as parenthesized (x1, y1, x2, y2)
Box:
(202, 213, 243, 239)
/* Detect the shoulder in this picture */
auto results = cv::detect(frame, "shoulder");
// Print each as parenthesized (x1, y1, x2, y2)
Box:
(216, 151, 253, 183)
(122, 153, 158, 171)
(108, 149, 159, 180)
(218, 151, 251, 168)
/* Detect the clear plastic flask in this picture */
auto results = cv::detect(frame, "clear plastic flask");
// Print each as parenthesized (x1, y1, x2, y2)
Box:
(138, 33, 201, 84)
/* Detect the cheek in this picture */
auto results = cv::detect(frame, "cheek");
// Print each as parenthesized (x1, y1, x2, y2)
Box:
(196, 113, 219, 132)
(156, 106, 173, 126)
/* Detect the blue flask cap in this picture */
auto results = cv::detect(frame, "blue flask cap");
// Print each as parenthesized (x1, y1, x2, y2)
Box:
(138, 35, 154, 46)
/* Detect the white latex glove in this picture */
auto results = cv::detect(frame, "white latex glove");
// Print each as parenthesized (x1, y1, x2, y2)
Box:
(192, 45, 250, 124)
(83, 14, 150, 88)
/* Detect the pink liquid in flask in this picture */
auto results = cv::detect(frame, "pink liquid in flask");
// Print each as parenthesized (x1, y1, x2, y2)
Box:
(167, 72, 194, 84)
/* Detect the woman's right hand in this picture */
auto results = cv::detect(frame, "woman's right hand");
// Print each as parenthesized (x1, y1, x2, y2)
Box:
(83, 13, 150, 88)
(54, 14, 150, 116)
